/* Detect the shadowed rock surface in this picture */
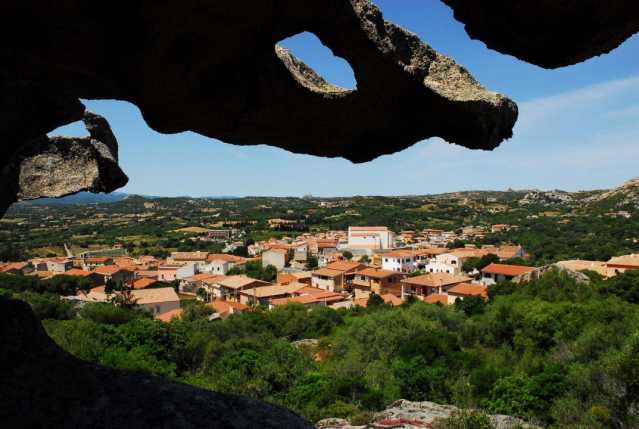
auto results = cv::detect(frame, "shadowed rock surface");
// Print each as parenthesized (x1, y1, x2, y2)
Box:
(442, 0, 639, 68)
(0, 109, 128, 215)
(0, 0, 516, 168)
(0, 298, 315, 429)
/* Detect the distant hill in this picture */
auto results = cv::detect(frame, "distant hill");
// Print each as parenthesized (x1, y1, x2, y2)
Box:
(18, 192, 130, 206)
(586, 177, 639, 209)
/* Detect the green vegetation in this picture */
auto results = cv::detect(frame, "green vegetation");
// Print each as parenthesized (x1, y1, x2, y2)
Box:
(4, 269, 639, 428)
(228, 261, 277, 282)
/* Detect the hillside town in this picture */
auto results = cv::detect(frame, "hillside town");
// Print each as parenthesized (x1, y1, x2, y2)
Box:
(3, 222, 638, 322)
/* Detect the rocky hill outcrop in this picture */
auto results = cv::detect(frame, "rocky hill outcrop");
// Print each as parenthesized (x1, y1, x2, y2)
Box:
(586, 177, 639, 209)
(317, 399, 540, 429)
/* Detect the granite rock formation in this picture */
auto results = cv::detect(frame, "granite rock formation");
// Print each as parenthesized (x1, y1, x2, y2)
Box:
(442, 0, 639, 68)
(0, 0, 516, 169)
(0, 298, 314, 429)
(0, 108, 128, 215)
(317, 399, 540, 429)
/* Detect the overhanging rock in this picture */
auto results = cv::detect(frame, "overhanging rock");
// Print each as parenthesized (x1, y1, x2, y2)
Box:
(0, 0, 517, 167)
(441, 0, 639, 69)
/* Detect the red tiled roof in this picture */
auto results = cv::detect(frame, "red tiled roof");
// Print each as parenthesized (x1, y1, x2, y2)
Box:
(93, 265, 128, 276)
(354, 294, 403, 307)
(402, 272, 471, 288)
(207, 300, 249, 315)
(132, 277, 159, 289)
(271, 292, 344, 306)
(312, 268, 343, 278)
(353, 267, 398, 279)
(155, 308, 183, 322)
(425, 294, 449, 305)
(448, 283, 488, 299)
(325, 261, 364, 272)
(481, 263, 536, 277)
(206, 254, 246, 263)
(61, 268, 94, 277)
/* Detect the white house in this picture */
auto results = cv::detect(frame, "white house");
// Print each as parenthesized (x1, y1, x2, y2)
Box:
(262, 249, 288, 270)
(480, 263, 537, 285)
(207, 259, 231, 275)
(347, 227, 394, 250)
(382, 250, 417, 273)
(424, 248, 489, 275)
(202, 254, 247, 275)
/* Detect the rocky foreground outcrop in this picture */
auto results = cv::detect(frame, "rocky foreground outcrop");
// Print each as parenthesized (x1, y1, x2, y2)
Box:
(0, 298, 314, 429)
(317, 399, 540, 429)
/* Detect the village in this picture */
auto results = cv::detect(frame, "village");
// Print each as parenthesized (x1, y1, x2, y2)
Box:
(3, 223, 638, 322)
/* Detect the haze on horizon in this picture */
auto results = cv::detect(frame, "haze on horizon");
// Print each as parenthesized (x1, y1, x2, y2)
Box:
(52, 0, 639, 198)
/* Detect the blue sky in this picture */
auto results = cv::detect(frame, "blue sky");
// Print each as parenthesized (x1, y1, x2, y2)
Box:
(55, 0, 639, 197)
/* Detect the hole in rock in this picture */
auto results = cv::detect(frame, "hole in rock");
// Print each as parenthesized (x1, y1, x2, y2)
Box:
(47, 121, 89, 138)
(278, 32, 357, 90)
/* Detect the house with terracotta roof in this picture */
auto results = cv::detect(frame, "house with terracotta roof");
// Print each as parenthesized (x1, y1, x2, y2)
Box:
(167, 251, 209, 271)
(354, 293, 403, 307)
(209, 275, 271, 301)
(382, 249, 419, 273)
(207, 300, 249, 319)
(270, 291, 345, 309)
(92, 265, 135, 285)
(180, 273, 226, 298)
(57, 268, 103, 285)
(606, 254, 639, 273)
(312, 261, 365, 292)
(480, 263, 537, 285)
(239, 283, 307, 306)
(81, 256, 113, 270)
(401, 272, 472, 300)
(424, 294, 452, 305)
(277, 271, 312, 286)
(262, 248, 289, 271)
(134, 287, 181, 316)
(132, 277, 160, 290)
(79, 286, 180, 316)
(31, 257, 72, 273)
(430, 248, 494, 274)
(158, 263, 196, 282)
(347, 226, 395, 250)
(0, 261, 34, 276)
(447, 283, 488, 301)
(202, 253, 247, 275)
(348, 267, 405, 298)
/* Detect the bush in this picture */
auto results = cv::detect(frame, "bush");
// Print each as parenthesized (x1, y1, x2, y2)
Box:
(433, 410, 493, 429)
(80, 302, 149, 325)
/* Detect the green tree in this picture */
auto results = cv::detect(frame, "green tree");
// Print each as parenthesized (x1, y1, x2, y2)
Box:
(305, 256, 319, 270)
(453, 296, 486, 316)
(342, 251, 353, 260)
(366, 293, 385, 308)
